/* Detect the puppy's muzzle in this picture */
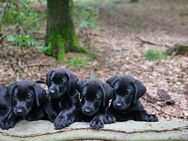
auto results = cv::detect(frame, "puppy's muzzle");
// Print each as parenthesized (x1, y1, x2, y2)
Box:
(116, 102, 122, 107)
(48, 88, 58, 98)
(82, 107, 95, 116)
(113, 101, 126, 110)
(14, 107, 27, 116)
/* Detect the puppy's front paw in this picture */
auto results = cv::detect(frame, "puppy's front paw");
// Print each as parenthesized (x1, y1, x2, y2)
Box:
(90, 118, 104, 129)
(147, 114, 158, 122)
(1, 120, 15, 130)
(103, 114, 116, 124)
(54, 116, 74, 130)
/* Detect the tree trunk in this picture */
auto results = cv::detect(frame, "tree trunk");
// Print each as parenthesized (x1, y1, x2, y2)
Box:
(45, 0, 85, 60)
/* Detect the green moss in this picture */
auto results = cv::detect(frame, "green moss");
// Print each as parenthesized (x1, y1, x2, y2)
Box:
(45, 26, 89, 60)
(45, 30, 65, 60)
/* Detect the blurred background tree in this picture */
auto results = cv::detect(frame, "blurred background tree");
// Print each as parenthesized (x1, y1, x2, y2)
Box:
(45, 0, 87, 60)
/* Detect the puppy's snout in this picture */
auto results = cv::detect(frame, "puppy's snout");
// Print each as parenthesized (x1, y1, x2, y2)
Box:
(49, 89, 55, 94)
(48, 88, 57, 97)
(82, 106, 94, 116)
(15, 107, 26, 116)
(84, 108, 91, 113)
(114, 101, 123, 109)
(116, 102, 122, 107)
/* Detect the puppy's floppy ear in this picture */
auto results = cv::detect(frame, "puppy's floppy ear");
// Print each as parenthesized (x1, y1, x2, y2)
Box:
(132, 80, 146, 103)
(8, 82, 18, 105)
(31, 83, 47, 107)
(76, 80, 86, 93)
(66, 71, 78, 92)
(101, 83, 113, 110)
(46, 70, 54, 87)
(106, 75, 119, 88)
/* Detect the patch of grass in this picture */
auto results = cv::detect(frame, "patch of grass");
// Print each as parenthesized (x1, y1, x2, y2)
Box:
(109, 0, 123, 4)
(144, 48, 168, 61)
(68, 56, 87, 66)
(130, 0, 139, 3)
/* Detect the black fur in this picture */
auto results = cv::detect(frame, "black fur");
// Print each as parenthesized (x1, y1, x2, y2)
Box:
(1, 80, 56, 130)
(106, 75, 158, 122)
(46, 67, 80, 129)
(0, 85, 12, 129)
(76, 79, 114, 129)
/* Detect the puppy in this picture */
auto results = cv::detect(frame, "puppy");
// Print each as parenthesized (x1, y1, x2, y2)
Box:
(106, 75, 158, 122)
(76, 79, 114, 129)
(1, 80, 56, 129)
(46, 67, 80, 129)
(0, 85, 11, 129)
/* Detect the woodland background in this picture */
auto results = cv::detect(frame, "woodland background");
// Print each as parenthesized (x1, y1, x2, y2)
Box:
(0, 0, 188, 121)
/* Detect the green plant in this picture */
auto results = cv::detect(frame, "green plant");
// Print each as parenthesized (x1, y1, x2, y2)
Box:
(2, 0, 47, 52)
(109, 0, 123, 4)
(4, 0, 39, 29)
(144, 48, 167, 61)
(6, 33, 47, 51)
(68, 56, 87, 66)
(130, 0, 139, 3)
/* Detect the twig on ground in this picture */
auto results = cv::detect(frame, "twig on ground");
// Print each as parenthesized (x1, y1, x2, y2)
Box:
(156, 99, 176, 106)
(136, 36, 173, 48)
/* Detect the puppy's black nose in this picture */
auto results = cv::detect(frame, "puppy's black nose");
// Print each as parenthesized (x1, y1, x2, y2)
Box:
(16, 109, 24, 113)
(84, 108, 91, 113)
(15, 108, 26, 115)
(115, 102, 122, 107)
(82, 107, 94, 116)
(49, 89, 55, 94)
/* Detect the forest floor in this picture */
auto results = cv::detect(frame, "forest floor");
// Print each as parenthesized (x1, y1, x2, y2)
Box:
(0, 0, 188, 121)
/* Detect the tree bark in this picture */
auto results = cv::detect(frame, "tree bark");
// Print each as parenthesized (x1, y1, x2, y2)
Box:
(45, 0, 86, 60)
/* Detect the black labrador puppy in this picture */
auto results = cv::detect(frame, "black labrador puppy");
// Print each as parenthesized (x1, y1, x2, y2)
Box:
(76, 79, 114, 129)
(106, 75, 158, 122)
(1, 80, 56, 129)
(0, 85, 11, 129)
(46, 67, 80, 129)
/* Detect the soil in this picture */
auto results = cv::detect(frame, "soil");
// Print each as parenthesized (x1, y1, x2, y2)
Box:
(0, 0, 188, 121)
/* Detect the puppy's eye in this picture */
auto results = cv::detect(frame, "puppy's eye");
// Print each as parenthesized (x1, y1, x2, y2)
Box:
(60, 79, 65, 84)
(26, 95, 32, 100)
(96, 95, 100, 99)
(126, 89, 132, 95)
(114, 89, 118, 93)
(14, 95, 18, 100)
(81, 93, 86, 98)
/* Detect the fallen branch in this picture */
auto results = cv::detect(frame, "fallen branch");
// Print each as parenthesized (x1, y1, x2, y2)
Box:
(26, 64, 54, 68)
(142, 93, 176, 106)
(136, 36, 173, 48)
